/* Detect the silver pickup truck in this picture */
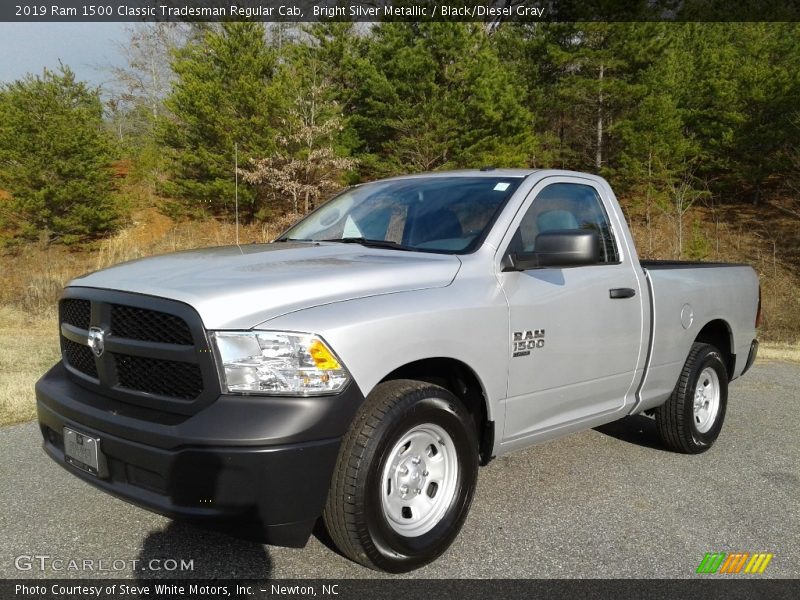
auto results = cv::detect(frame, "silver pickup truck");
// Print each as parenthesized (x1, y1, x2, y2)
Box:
(36, 169, 760, 572)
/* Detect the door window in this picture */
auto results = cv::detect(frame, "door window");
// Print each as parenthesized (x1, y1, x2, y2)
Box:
(511, 182, 619, 263)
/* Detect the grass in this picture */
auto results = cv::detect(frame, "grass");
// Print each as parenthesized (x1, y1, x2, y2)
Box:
(0, 306, 60, 426)
(759, 342, 800, 363)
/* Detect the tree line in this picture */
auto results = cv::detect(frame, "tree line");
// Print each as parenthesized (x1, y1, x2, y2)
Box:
(1, 22, 798, 253)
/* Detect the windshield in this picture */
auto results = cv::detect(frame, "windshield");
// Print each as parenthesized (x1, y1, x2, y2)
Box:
(278, 176, 523, 254)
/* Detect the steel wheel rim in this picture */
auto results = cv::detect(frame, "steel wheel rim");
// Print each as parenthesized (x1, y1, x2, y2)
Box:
(693, 367, 720, 433)
(379, 422, 459, 537)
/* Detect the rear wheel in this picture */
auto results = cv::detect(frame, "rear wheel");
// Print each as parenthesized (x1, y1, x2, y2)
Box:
(324, 379, 478, 572)
(655, 342, 728, 454)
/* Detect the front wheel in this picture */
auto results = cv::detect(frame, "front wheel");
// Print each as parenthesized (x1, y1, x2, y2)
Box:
(655, 342, 729, 454)
(323, 380, 479, 572)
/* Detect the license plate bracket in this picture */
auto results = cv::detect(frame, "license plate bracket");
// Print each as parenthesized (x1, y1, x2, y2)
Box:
(63, 427, 104, 477)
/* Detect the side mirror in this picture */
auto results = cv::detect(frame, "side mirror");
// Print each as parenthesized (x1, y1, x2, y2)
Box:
(503, 229, 599, 271)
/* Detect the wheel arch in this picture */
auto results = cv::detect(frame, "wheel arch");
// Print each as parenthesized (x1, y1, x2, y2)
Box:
(377, 357, 495, 465)
(694, 319, 735, 379)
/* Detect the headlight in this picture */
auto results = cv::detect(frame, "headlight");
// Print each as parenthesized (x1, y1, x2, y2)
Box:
(210, 331, 349, 395)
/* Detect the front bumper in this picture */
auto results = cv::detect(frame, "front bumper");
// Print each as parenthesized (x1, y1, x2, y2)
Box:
(36, 362, 365, 547)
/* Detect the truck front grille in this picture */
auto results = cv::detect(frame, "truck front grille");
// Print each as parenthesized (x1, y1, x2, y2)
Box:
(62, 337, 98, 378)
(60, 299, 91, 330)
(58, 290, 218, 415)
(115, 354, 203, 399)
(110, 305, 193, 345)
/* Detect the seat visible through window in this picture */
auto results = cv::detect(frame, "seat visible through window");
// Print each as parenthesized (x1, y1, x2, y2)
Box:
(536, 210, 579, 232)
(408, 209, 463, 245)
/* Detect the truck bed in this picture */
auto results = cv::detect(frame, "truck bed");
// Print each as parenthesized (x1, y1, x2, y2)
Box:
(634, 261, 759, 413)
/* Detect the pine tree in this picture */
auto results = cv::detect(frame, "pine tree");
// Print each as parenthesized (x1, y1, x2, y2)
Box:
(612, 25, 697, 255)
(159, 23, 277, 219)
(0, 65, 121, 245)
(726, 24, 800, 205)
(350, 22, 539, 176)
(306, 22, 367, 159)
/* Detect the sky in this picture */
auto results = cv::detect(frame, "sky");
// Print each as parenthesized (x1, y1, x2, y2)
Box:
(0, 23, 129, 88)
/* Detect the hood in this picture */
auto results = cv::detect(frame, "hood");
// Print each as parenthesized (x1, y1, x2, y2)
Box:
(70, 242, 461, 329)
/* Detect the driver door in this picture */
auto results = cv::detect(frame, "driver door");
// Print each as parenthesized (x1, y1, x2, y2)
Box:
(499, 178, 644, 443)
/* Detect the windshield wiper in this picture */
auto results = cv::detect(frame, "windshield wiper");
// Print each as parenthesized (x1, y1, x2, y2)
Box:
(319, 237, 413, 251)
(273, 238, 312, 243)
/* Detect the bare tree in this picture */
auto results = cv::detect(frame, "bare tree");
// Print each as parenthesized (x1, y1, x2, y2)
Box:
(104, 23, 188, 196)
(243, 119, 354, 215)
(242, 52, 355, 216)
(596, 62, 604, 171)
(668, 169, 707, 259)
(110, 23, 186, 119)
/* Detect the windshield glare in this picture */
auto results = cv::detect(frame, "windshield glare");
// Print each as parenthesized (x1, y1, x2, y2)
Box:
(279, 176, 522, 253)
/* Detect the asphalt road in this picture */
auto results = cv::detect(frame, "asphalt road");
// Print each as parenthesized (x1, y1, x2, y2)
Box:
(2, 361, 798, 580)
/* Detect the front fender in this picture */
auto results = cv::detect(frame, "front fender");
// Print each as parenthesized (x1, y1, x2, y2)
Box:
(258, 283, 508, 424)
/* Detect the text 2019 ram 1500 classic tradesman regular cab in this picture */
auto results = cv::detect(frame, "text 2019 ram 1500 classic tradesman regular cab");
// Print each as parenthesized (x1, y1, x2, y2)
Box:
(36, 169, 760, 572)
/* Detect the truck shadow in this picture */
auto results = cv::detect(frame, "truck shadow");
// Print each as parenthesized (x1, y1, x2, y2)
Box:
(135, 520, 273, 591)
(311, 518, 347, 559)
(593, 414, 668, 451)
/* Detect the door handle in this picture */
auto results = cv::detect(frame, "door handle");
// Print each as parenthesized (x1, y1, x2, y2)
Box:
(609, 288, 636, 299)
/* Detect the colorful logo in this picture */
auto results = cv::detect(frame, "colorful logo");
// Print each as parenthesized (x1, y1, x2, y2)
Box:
(696, 552, 774, 574)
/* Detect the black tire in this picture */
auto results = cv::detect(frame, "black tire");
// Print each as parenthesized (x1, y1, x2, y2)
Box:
(323, 379, 479, 572)
(655, 342, 729, 454)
